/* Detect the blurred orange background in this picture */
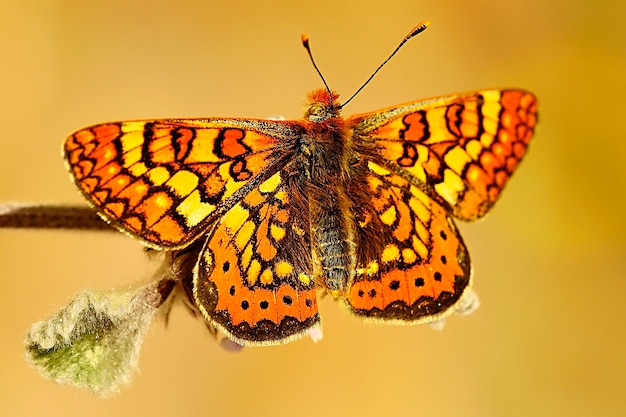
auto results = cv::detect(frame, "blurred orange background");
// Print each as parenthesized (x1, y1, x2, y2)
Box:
(1, 1, 625, 416)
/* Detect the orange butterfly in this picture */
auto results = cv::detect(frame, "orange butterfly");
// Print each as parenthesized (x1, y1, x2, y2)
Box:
(64, 22, 537, 346)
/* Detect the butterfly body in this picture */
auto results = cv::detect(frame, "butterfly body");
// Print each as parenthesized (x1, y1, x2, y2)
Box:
(299, 89, 356, 294)
(65, 87, 537, 345)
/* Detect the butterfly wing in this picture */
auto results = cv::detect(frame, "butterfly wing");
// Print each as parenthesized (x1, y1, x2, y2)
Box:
(349, 89, 537, 220)
(343, 89, 536, 322)
(193, 170, 319, 345)
(64, 118, 304, 249)
(66, 118, 319, 344)
(345, 161, 471, 322)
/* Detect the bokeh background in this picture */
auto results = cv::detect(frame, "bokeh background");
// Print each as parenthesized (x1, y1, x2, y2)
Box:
(1, 1, 625, 416)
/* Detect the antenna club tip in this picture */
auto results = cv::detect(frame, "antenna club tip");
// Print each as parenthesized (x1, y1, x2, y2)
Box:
(301, 33, 310, 47)
(407, 20, 431, 39)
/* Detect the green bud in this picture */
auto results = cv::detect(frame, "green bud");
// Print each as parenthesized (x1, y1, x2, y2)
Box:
(25, 282, 167, 396)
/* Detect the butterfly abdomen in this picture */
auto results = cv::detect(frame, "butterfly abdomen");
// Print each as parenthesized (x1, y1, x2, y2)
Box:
(301, 92, 357, 293)
(310, 190, 356, 293)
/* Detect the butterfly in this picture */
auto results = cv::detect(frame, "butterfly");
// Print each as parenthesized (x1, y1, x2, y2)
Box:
(63, 22, 537, 346)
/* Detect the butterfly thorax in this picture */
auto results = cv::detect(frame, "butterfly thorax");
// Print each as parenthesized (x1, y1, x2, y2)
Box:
(299, 89, 356, 294)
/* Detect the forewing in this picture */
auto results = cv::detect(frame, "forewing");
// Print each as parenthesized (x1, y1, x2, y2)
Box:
(349, 89, 537, 220)
(192, 170, 319, 346)
(64, 118, 304, 248)
(345, 161, 471, 322)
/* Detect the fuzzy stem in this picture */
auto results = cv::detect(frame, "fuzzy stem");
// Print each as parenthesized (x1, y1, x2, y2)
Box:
(0, 203, 111, 230)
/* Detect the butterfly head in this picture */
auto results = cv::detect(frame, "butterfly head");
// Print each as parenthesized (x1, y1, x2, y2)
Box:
(305, 88, 341, 123)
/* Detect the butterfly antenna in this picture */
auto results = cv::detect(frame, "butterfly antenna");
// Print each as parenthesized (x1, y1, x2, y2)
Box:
(302, 33, 334, 109)
(341, 20, 431, 108)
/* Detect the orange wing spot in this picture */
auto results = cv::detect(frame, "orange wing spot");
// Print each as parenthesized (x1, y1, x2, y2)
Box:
(388, 173, 409, 188)
(71, 130, 94, 147)
(422, 152, 443, 179)
(367, 175, 384, 193)
(224, 285, 255, 327)
(457, 192, 482, 220)
(500, 112, 513, 129)
(513, 141, 527, 159)
(93, 190, 109, 204)
(495, 170, 509, 188)
(461, 104, 479, 125)
(105, 174, 131, 197)
(500, 90, 524, 110)
(243, 188, 265, 207)
(90, 124, 120, 146)
(276, 284, 303, 321)
(506, 155, 520, 172)
(459, 118, 479, 138)
(380, 269, 410, 305)
(124, 216, 143, 233)
(150, 215, 185, 244)
(256, 236, 277, 261)
(234, 153, 271, 178)
(91, 164, 121, 188)
(445, 104, 464, 137)
(298, 288, 318, 320)
(116, 179, 149, 210)
(104, 202, 125, 218)
(392, 200, 412, 242)
(72, 158, 94, 178)
(79, 176, 99, 194)
(274, 209, 289, 223)
(135, 191, 172, 227)
(370, 195, 387, 213)
(488, 186, 501, 201)
(479, 151, 498, 176)
(170, 127, 194, 161)
(219, 129, 247, 158)
(404, 267, 436, 301)
(498, 129, 511, 146)
(200, 170, 226, 199)
(491, 142, 506, 160)
(466, 164, 489, 196)
(349, 279, 385, 311)
(90, 142, 118, 171)
(150, 143, 175, 164)
(401, 112, 428, 141)
(250, 288, 279, 325)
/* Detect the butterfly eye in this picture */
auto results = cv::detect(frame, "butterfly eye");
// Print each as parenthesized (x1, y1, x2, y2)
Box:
(306, 102, 329, 122)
